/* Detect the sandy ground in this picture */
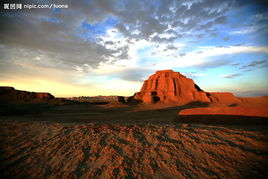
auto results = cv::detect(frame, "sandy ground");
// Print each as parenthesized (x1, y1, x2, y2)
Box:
(0, 99, 268, 178)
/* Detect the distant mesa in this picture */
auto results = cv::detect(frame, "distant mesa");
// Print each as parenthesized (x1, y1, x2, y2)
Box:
(69, 96, 126, 104)
(134, 70, 241, 105)
(0, 86, 130, 105)
(0, 86, 54, 103)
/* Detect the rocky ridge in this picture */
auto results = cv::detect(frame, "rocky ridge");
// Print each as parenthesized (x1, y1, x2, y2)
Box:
(0, 86, 54, 103)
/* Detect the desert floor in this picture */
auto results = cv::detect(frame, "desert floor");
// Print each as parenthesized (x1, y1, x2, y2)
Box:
(0, 101, 268, 178)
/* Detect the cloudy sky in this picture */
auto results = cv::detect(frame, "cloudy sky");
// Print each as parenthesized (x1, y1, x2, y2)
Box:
(0, 0, 268, 97)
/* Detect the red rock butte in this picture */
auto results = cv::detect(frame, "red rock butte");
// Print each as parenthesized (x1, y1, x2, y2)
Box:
(134, 70, 241, 105)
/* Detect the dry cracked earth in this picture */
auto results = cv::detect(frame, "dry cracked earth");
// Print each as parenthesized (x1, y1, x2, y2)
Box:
(0, 103, 268, 178)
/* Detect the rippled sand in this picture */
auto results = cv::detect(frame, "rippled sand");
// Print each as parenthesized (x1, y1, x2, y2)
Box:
(1, 119, 267, 178)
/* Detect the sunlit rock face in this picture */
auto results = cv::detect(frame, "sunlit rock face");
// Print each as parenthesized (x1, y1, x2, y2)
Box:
(134, 70, 242, 105)
(134, 70, 211, 104)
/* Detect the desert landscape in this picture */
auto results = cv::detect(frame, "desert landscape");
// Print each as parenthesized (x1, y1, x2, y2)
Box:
(1, 0, 268, 178)
(1, 70, 268, 178)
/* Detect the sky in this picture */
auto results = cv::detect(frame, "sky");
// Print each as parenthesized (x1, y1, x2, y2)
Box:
(0, 0, 268, 97)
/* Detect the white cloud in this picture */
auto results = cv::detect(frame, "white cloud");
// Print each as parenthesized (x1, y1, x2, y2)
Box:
(182, 72, 205, 78)
(230, 27, 256, 34)
(221, 73, 241, 78)
(95, 28, 268, 74)
(151, 46, 268, 70)
(199, 46, 268, 56)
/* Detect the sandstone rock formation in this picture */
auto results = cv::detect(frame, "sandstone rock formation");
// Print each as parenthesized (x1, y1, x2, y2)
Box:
(134, 70, 241, 105)
(134, 70, 210, 104)
(0, 86, 54, 103)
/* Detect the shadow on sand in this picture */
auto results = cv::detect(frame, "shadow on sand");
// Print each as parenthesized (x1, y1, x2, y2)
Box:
(1, 101, 267, 126)
(177, 115, 268, 125)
